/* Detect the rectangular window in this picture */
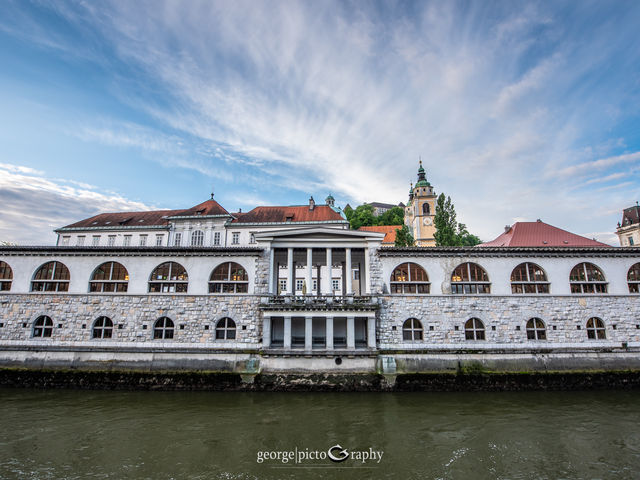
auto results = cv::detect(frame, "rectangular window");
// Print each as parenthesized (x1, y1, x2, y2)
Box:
(139, 235, 147, 246)
(123, 235, 131, 246)
(279, 279, 287, 293)
(174, 232, 182, 246)
(332, 279, 340, 291)
(156, 234, 163, 246)
(630, 236, 635, 246)
(312, 279, 318, 291)
(77, 236, 85, 246)
(232, 232, 240, 245)
(296, 279, 304, 291)
(250, 233, 255, 244)
(61, 236, 70, 246)
(107, 235, 116, 246)
(92, 235, 100, 246)
(214, 232, 221, 245)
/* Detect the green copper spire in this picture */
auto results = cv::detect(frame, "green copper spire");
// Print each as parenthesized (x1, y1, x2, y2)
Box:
(415, 159, 431, 187)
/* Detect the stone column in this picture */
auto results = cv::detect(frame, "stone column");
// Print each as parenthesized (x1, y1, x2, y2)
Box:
(284, 315, 292, 349)
(305, 316, 312, 350)
(326, 315, 334, 350)
(347, 315, 355, 349)
(287, 248, 294, 295)
(364, 247, 370, 294)
(367, 315, 376, 348)
(268, 249, 275, 295)
(263, 316, 271, 348)
(345, 248, 353, 295)
(306, 248, 313, 295)
(325, 248, 332, 295)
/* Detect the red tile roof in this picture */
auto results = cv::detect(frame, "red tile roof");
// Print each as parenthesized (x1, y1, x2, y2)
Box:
(230, 205, 346, 224)
(169, 199, 230, 217)
(358, 225, 401, 244)
(479, 220, 611, 247)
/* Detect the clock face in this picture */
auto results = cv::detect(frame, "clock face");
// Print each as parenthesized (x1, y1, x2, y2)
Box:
(423, 217, 432, 226)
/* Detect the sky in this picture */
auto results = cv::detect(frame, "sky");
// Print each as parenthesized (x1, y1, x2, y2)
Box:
(1, 0, 639, 245)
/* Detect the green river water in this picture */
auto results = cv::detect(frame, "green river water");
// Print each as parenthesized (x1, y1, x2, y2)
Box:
(1, 388, 639, 479)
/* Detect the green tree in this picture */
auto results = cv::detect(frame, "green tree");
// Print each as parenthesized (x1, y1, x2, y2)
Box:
(348, 204, 376, 230)
(434, 193, 481, 246)
(394, 225, 415, 247)
(457, 223, 482, 246)
(377, 206, 404, 226)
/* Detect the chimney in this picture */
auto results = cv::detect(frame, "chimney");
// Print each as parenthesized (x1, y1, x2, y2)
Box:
(504, 225, 511, 233)
(309, 196, 315, 211)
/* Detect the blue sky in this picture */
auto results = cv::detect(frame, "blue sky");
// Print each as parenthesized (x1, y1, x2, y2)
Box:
(1, 0, 639, 245)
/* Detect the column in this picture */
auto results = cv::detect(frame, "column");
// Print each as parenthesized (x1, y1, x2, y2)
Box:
(367, 316, 376, 348)
(325, 248, 333, 295)
(345, 248, 353, 295)
(306, 248, 313, 295)
(263, 316, 271, 348)
(326, 316, 334, 350)
(305, 316, 312, 350)
(364, 247, 370, 294)
(284, 315, 292, 349)
(287, 248, 294, 295)
(268, 249, 275, 294)
(347, 315, 355, 349)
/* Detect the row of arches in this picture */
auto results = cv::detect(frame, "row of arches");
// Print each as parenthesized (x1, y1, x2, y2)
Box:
(31, 315, 238, 340)
(401, 317, 607, 341)
(0, 261, 248, 294)
(391, 262, 638, 294)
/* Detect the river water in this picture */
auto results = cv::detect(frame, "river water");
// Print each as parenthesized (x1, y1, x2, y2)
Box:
(1, 388, 639, 479)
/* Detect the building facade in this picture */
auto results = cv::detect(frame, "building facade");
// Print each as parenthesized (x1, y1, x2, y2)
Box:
(404, 161, 437, 247)
(617, 203, 640, 247)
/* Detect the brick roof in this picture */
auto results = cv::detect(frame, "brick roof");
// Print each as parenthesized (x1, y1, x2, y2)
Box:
(358, 225, 401, 244)
(230, 205, 346, 224)
(479, 220, 611, 247)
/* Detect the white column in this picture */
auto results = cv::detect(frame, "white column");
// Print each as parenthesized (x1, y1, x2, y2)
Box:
(325, 248, 333, 295)
(364, 247, 371, 294)
(263, 316, 271, 348)
(345, 248, 353, 295)
(367, 315, 376, 348)
(305, 316, 312, 350)
(287, 248, 294, 295)
(305, 248, 313, 295)
(347, 315, 355, 349)
(268, 249, 275, 294)
(284, 315, 292, 349)
(326, 316, 334, 350)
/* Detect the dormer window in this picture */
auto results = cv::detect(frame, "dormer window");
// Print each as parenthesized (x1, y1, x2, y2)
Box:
(285, 215, 294, 222)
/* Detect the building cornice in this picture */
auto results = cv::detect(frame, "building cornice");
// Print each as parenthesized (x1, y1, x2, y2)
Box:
(378, 246, 638, 258)
(228, 220, 349, 227)
(0, 246, 264, 257)
(55, 225, 170, 233)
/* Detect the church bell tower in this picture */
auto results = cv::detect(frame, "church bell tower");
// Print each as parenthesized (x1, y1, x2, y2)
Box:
(404, 160, 437, 246)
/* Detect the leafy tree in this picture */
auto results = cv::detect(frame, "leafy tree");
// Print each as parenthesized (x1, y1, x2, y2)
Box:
(348, 204, 377, 230)
(377, 206, 404, 226)
(343, 204, 354, 221)
(434, 193, 481, 246)
(394, 225, 415, 247)
(457, 223, 482, 246)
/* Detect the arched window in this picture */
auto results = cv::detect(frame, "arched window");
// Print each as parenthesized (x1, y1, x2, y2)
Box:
(511, 263, 549, 294)
(33, 315, 53, 338)
(31, 261, 70, 292)
(422, 203, 430, 215)
(191, 230, 204, 247)
(628, 263, 640, 293)
(148, 262, 188, 293)
(89, 262, 129, 292)
(526, 318, 546, 340)
(451, 263, 490, 294)
(402, 318, 423, 341)
(0, 261, 12, 291)
(216, 317, 236, 340)
(92, 316, 113, 339)
(569, 263, 607, 293)
(465, 318, 485, 340)
(586, 317, 606, 339)
(209, 262, 248, 293)
(153, 317, 174, 339)
(390, 263, 430, 294)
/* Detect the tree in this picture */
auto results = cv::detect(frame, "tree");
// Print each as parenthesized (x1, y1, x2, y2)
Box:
(434, 193, 481, 246)
(377, 206, 404, 226)
(348, 204, 376, 230)
(394, 225, 415, 247)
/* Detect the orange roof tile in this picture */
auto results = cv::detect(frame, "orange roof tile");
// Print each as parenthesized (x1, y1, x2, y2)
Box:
(479, 220, 611, 247)
(358, 225, 402, 244)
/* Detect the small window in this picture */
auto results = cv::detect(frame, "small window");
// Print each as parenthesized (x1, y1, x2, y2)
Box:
(452, 263, 490, 294)
(155, 234, 163, 246)
(250, 233, 255, 244)
(33, 315, 54, 338)
(31, 261, 70, 292)
(216, 317, 236, 340)
(465, 318, 485, 340)
(332, 279, 340, 291)
(278, 279, 287, 294)
(402, 318, 423, 341)
(123, 235, 131, 246)
(61, 236, 70, 246)
(232, 232, 240, 245)
(213, 232, 221, 245)
(629, 237, 635, 246)
(422, 203, 430, 215)
(526, 318, 546, 340)
(586, 317, 606, 339)
(312, 279, 318, 291)
(511, 263, 549, 294)
(148, 262, 188, 293)
(627, 263, 640, 293)
(191, 230, 204, 247)
(92, 316, 113, 339)
(153, 316, 174, 339)
(107, 235, 116, 247)
(92, 236, 100, 246)
(209, 262, 248, 293)
(139, 235, 148, 246)
(89, 262, 129, 293)
(0, 261, 13, 291)
(174, 232, 182, 247)
(390, 262, 430, 294)
(77, 236, 85, 246)
(296, 279, 304, 292)
(569, 263, 607, 294)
